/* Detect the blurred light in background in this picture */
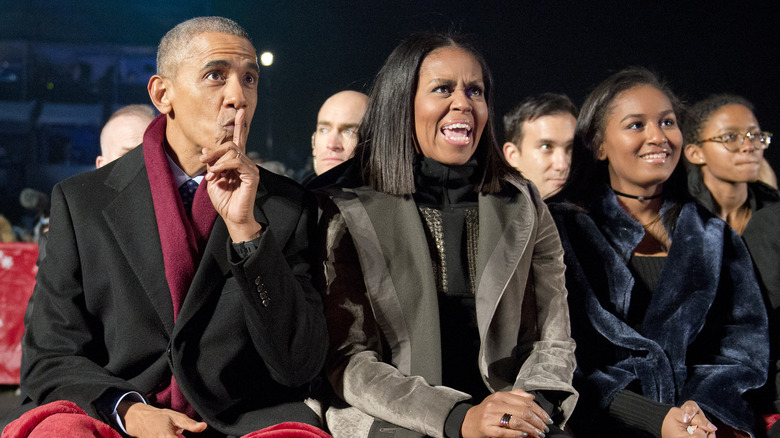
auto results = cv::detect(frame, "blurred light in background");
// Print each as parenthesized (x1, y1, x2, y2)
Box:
(260, 51, 273, 67)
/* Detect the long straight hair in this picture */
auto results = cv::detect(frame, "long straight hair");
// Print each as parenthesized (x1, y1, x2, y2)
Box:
(352, 32, 516, 195)
(551, 67, 691, 229)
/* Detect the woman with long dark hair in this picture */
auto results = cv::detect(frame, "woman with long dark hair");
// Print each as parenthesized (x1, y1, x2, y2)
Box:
(316, 33, 577, 438)
(548, 68, 768, 437)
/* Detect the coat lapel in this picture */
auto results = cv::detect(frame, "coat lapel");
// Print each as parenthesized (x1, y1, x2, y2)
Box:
(336, 188, 442, 383)
(175, 179, 267, 329)
(474, 189, 532, 339)
(174, 216, 230, 327)
(642, 203, 722, 359)
(102, 148, 174, 333)
(332, 181, 537, 385)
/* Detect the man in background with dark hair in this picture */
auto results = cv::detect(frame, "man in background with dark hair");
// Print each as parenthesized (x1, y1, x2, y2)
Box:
(502, 93, 577, 198)
(12, 16, 328, 438)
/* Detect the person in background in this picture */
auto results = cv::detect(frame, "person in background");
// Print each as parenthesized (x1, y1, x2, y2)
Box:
(95, 104, 156, 168)
(548, 68, 768, 438)
(13, 16, 328, 438)
(742, 202, 780, 438)
(311, 90, 368, 176)
(318, 32, 576, 438)
(502, 93, 577, 198)
(682, 94, 778, 233)
(245, 151, 293, 178)
(759, 158, 778, 189)
(0, 215, 14, 242)
(682, 94, 780, 436)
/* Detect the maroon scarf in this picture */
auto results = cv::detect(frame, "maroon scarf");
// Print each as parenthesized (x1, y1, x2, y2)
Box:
(142, 114, 217, 417)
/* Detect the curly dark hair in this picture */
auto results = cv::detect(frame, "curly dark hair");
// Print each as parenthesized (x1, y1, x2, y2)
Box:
(681, 94, 754, 146)
(680, 94, 760, 203)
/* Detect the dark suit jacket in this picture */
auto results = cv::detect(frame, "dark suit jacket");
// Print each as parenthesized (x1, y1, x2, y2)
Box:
(20, 145, 328, 436)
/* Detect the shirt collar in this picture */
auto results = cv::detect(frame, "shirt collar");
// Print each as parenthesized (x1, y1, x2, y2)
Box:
(165, 150, 205, 187)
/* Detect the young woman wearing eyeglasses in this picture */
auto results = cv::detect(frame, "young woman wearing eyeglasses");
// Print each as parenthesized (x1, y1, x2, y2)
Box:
(682, 95, 778, 233)
(683, 95, 780, 437)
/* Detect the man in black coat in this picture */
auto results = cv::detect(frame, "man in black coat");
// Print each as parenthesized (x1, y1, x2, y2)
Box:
(17, 16, 327, 438)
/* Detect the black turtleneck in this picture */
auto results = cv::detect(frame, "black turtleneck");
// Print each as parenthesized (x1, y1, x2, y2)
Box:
(412, 155, 480, 207)
(412, 156, 488, 405)
(413, 156, 479, 296)
(413, 157, 569, 438)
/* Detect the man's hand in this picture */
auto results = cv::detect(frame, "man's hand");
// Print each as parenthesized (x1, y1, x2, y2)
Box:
(119, 401, 207, 438)
(200, 109, 263, 242)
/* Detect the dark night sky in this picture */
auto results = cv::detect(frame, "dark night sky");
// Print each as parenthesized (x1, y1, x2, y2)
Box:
(1, 0, 779, 171)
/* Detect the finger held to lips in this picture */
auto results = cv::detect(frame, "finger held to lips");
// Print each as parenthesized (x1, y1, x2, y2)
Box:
(233, 108, 244, 149)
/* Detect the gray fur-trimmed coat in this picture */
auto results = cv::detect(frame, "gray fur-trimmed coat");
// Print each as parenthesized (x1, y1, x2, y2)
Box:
(317, 174, 577, 438)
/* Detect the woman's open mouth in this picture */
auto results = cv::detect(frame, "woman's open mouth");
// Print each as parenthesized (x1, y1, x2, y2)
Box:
(441, 122, 472, 145)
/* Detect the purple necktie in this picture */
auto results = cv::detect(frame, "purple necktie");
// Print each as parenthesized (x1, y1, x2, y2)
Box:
(178, 179, 198, 213)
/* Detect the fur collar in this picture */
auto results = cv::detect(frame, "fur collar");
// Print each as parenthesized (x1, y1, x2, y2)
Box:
(590, 189, 675, 262)
(549, 190, 769, 434)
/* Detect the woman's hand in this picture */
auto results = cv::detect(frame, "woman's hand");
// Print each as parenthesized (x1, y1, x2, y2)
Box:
(711, 424, 751, 438)
(461, 389, 552, 438)
(661, 400, 717, 438)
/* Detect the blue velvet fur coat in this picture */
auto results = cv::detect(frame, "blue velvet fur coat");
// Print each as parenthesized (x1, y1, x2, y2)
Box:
(548, 191, 769, 435)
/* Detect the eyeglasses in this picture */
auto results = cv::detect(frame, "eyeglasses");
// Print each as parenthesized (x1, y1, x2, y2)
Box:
(697, 131, 772, 152)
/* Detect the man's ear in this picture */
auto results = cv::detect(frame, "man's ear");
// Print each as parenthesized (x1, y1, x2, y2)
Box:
(503, 142, 520, 167)
(684, 143, 705, 165)
(148, 75, 172, 115)
(95, 156, 105, 169)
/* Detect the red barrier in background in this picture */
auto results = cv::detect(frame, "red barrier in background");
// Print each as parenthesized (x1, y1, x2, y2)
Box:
(0, 243, 38, 385)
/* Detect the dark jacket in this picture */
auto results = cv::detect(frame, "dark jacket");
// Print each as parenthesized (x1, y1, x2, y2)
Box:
(20, 144, 327, 436)
(549, 191, 769, 436)
(691, 174, 780, 434)
(743, 202, 780, 437)
(690, 176, 780, 218)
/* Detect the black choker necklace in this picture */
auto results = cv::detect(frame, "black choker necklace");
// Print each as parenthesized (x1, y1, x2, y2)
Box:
(612, 188, 663, 202)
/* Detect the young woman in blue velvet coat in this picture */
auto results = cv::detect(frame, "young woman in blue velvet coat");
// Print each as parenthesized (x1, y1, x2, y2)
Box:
(547, 68, 769, 438)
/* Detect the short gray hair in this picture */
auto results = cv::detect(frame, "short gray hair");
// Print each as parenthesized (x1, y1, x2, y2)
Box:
(157, 16, 253, 78)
